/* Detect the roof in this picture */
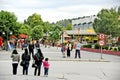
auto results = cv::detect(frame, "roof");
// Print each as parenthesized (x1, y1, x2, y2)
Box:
(65, 29, 96, 35)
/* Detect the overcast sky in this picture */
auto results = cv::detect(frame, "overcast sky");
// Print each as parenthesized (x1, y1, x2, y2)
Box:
(0, 0, 120, 23)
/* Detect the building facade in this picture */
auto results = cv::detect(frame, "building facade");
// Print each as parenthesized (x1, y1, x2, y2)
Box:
(64, 15, 97, 43)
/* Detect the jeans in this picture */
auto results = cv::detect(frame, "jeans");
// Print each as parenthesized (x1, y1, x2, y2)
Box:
(75, 49, 81, 58)
(23, 63, 29, 75)
(44, 68, 49, 75)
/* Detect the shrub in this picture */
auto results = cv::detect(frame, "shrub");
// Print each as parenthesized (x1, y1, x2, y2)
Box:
(114, 47, 118, 51)
(118, 46, 120, 51)
(61, 42, 67, 46)
(83, 44, 92, 48)
(94, 43, 100, 49)
(102, 45, 109, 50)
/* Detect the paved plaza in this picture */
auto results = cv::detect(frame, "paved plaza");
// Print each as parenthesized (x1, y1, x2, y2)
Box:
(0, 45, 120, 80)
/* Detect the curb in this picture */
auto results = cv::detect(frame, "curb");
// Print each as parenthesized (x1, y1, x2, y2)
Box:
(49, 58, 110, 62)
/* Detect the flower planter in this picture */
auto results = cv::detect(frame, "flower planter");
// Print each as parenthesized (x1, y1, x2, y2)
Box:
(81, 48, 120, 56)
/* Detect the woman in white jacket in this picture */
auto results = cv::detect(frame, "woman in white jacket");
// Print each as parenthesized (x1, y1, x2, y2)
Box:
(11, 49, 20, 75)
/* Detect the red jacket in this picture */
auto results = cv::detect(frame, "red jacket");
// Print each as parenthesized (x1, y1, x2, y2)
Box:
(42, 61, 50, 68)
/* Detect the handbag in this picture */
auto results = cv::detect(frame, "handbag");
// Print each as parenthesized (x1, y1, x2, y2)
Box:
(20, 61, 25, 66)
(32, 60, 37, 68)
(32, 63, 37, 68)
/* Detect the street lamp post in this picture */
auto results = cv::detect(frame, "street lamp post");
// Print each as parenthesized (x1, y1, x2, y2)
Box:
(62, 31, 64, 45)
(61, 30, 65, 58)
(3, 31, 12, 51)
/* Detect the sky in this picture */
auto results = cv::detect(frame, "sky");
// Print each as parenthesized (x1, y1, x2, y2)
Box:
(0, 0, 120, 23)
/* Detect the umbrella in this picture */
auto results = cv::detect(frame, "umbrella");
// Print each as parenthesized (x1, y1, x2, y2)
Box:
(19, 34, 28, 39)
(10, 35, 16, 38)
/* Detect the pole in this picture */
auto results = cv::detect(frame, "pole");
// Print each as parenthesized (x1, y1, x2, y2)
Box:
(62, 31, 65, 58)
(100, 46, 103, 59)
(6, 31, 8, 51)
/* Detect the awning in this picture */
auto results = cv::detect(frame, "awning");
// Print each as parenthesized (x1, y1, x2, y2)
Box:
(19, 34, 28, 39)
(10, 35, 16, 38)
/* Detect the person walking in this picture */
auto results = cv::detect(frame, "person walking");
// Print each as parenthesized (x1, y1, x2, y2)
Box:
(61, 45, 66, 58)
(21, 48, 31, 75)
(28, 41, 34, 58)
(34, 40, 40, 53)
(34, 48, 44, 76)
(11, 49, 20, 75)
(35, 40, 40, 49)
(42, 58, 50, 77)
(75, 41, 82, 58)
(66, 41, 72, 57)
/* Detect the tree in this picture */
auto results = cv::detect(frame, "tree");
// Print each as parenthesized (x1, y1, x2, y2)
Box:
(93, 8, 120, 37)
(56, 19, 72, 28)
(0, 10, 18, 39)
(24, 13, 43, 28)
(42, 22, 50, 33)
(48, 25, 61, 43)
(31, 25, 44, 40)
(12, 22, 21, 37)
(19, 24, 30, 35)
(65, 23, 72, 30)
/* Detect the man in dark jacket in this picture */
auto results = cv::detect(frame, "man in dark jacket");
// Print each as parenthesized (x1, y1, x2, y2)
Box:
(28, 41, 34, 58)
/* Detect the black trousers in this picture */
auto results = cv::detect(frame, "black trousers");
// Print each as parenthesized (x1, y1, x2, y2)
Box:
(34, 64, 42, 76)
(67, 49, 71, 57)
(29, 49, 34, 58)
(12, 63, 18, 75)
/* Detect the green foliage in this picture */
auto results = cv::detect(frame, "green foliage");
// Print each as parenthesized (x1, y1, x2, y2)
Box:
(94, 43, 100, 49)
(19, 24, 30, 35)
(93, 8, 120, 37)
(42, 22, 51, 33)
(114, 47, 118, 51)
(48, 25, 61, 43)
(109, 47, 118, 51)
(24, 13, 43, 28)
(118, 46, 120, 51)
(83, 44, 92, 48)
(102, 45, 108, 50)
(11, 22, 21, 37)
(65, 23, 72, 30)
(61, 42, 67, 46)
(0, 10, 19, 39)
(55, 19, 72, 28)
(31, 25, 44, 40)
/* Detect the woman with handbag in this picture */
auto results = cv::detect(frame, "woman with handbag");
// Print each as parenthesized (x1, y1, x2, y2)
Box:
(33, 48, 44, 76)
(21, 48, 31, 75)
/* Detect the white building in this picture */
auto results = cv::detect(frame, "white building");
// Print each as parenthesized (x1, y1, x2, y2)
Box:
(65, 15, 97, 43)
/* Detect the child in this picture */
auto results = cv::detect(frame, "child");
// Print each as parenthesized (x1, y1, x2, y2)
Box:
(42, 58, 50, 77)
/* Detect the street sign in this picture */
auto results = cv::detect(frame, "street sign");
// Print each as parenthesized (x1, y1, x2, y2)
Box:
(98, 40, 105, 46)
(98, 33, 106, 40)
